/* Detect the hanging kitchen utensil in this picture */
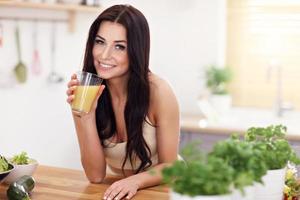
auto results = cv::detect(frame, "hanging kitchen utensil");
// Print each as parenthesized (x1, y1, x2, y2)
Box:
(14, 22, 27, 84)
(47, 21, 63, 84)
(31, 20, 42, 76)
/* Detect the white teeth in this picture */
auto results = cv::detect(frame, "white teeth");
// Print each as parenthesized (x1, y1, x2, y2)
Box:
(100, 63, 113, 68)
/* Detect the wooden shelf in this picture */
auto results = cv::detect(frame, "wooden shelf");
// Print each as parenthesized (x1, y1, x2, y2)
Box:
(0, 1, 101, 12)
(0, 1, 101, 32)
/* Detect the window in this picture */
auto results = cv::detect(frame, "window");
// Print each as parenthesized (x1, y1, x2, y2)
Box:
(227, 0, 300, 109)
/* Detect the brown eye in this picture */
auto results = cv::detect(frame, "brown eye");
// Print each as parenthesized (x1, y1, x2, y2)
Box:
(95, 39, 104, 45)
(115, 44, 126, 50)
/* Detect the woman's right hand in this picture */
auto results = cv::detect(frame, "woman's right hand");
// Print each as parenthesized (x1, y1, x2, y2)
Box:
(66, 73, 105, 117)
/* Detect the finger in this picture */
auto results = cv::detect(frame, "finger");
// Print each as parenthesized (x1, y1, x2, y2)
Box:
(91, 85, 105, 110)
(67, 79, 79, 88)
(97, 85, 105, 97)
(93, 85, 105, 103)
(66, 95, 75, 104)
(113, 189, 129, 200)
(71, 73, 77, 80)
(107, 191, 120, 200)
(125, 191, 136, 200)
(103, 185, 115, 200)
(66, 86, 77, 96)
(105, 185, 121, 200)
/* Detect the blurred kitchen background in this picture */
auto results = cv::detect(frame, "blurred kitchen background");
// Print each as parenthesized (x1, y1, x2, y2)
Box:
(0, 0, 300, 169)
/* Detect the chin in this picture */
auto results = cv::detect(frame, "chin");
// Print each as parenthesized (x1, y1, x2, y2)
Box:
(96, 72, 111, 80)
(95, 69, 107, 78)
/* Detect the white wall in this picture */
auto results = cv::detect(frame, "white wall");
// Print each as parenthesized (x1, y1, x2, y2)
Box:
(0, 0, 226, 169)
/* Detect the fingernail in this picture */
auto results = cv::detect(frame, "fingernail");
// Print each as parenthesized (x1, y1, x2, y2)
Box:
(103, 196, 106, 200)
(107, 198, 111, 200)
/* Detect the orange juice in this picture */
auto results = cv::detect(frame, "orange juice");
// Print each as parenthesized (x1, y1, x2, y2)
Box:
(71, 85, 100, 114)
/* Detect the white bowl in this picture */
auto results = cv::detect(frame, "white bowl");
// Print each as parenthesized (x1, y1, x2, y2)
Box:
(4, 159, 38, 184)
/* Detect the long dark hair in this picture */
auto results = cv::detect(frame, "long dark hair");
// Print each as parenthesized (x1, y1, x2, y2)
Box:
(82, 5, 152, 174)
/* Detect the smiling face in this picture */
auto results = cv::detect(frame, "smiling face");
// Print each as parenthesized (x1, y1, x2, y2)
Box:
(92, 21, 129, 81)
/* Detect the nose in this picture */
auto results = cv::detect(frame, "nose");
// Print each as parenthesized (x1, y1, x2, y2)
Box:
(100, 45, 112, 60)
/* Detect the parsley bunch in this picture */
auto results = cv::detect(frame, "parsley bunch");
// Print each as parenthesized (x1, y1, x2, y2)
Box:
(162, 144, 234, 196)
(245, 125, 300, 170)
(161, 125, 299, 197)
(210, 135, 267, 191)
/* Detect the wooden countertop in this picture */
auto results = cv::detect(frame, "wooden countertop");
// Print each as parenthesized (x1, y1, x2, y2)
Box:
(180, 114, 243, 135)
(0, 165, 169, 200)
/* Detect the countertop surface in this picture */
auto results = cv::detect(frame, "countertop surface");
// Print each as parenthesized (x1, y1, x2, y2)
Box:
(181, 107, 300, 140)
(0, 165, 169, 200)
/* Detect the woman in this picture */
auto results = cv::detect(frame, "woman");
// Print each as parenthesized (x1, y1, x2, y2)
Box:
(66, 4, 179, 200)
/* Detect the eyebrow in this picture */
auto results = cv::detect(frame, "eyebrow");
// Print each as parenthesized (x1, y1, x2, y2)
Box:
(96, 35, 127, 43)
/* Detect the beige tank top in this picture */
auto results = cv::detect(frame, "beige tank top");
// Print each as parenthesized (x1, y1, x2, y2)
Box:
(103, 119, 158, 175)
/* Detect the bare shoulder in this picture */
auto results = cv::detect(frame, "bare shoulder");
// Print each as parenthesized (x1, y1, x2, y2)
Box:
(149, 73, 176, 100)
(148, 73, 179, 123)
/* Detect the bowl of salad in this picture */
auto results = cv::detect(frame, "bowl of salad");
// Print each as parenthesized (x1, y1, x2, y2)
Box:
(0, 155, 14, 183)
(4, 152, 38, 184)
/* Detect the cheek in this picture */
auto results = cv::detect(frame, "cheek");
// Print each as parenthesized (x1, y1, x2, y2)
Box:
(92, 51, 97, 65)
(119, 54, 129, 66)
(92, 44, 104, 56)
(120, 59, 129, 71)
(92, 46, 97, 58)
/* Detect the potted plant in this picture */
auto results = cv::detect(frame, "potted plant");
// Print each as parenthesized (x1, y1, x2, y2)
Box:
(162, 143, 234, 200)
(205, 65, 233, 114)
(209, 135, 268, 200)
(245, 125, 300, 200)
(5, 152, 38, 184)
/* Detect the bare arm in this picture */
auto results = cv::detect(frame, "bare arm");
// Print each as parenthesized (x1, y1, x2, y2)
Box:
(129, 77, 180, 188)
(103, 76, 180, 199)
(73, 114, 106, 183)
(67, 74, 106, 183)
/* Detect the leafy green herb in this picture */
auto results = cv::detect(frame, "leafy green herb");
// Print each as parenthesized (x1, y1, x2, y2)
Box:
(180, 141, 203, 162)
(11, 152, 30, 165)
(205, 65, 232, 95)
(161, 124, 299, 197)
(162, 144, 234, 196)
(209, 135, 267, 191)
(245, 125, 300, 169)
(0, 155, 9, 172)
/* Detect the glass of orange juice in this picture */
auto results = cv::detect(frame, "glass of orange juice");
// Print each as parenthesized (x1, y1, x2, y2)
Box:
(71, 71, 103, 114)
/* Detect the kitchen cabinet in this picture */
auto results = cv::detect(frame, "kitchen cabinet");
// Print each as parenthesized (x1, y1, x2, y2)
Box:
(180, 113, 245, 151)
(180, 130, 229, 152)
(0, 1, 101, 32)
(181, 130, 300, 158)
(180, 113, 300, 156)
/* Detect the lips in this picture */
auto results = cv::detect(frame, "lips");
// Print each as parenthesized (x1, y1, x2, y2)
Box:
(100, 62, 114, 68)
